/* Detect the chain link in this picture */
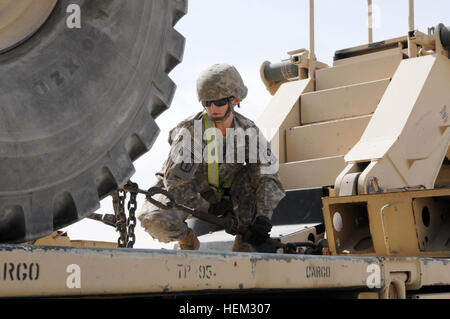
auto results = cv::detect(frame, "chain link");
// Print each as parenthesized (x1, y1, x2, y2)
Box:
(125, 181, 138, 248)
(110, 181, 139, 248)
(114, 189, 128, 248)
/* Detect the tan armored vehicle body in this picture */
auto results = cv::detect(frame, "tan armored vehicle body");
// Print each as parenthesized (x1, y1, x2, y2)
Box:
(0, 0, 450, 299)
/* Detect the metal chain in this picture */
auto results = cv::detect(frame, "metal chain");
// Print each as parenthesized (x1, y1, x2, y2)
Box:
(114, 190, 128, 248)
(125, 181, 138, 248)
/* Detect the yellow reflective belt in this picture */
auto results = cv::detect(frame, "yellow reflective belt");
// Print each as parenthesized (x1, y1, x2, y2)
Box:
(203, 112, 220, 198)
(203, 112, 235, 202)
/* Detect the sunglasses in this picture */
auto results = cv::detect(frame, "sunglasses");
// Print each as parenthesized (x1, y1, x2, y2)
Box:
(202, 97, 232, 107)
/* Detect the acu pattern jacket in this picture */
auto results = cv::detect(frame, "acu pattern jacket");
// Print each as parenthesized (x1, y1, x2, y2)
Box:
(153, 110, 285, 225)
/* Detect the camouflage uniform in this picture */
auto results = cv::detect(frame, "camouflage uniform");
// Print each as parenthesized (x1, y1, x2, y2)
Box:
(138, 64, 285, 252)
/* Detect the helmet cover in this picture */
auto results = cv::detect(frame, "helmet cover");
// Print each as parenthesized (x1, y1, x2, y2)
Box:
(197, 64, 248, 102)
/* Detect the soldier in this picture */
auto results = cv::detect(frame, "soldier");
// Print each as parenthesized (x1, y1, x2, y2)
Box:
(138, 63, 285, 252)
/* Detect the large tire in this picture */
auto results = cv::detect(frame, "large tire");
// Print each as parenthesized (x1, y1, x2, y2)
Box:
(0, 0, 187, 243)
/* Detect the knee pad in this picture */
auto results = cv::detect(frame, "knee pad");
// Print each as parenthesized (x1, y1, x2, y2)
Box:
(139, 210, 188, 243)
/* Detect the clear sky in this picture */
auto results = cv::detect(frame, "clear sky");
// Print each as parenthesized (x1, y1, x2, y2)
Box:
(63, 0, 450, 248)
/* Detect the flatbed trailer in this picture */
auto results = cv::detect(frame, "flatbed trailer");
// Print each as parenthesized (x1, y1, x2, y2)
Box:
(0, 243, 449, 299)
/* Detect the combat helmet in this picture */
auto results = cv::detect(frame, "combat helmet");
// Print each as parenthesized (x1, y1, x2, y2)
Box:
(197, 63, 248, 104)
(196, 64, 248, 122)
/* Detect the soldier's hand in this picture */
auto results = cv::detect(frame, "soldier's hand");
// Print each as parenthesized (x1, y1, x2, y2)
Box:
(208, 200, 233, 216)
(244, 216, 272, 246)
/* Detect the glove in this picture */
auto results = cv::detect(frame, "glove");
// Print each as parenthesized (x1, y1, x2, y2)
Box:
(223, 214, 239, 235)
(208, 200, 233, 217)
(243, 216, 272, 246)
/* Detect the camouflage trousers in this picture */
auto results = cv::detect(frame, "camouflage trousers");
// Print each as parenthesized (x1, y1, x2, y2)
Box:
(138, 165, 285, 252)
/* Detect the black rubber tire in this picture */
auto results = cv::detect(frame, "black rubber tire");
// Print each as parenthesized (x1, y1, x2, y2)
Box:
(0, 0, 187, 243)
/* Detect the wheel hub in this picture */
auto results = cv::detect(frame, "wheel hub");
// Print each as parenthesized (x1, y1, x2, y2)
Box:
(0, 0, 57, 53)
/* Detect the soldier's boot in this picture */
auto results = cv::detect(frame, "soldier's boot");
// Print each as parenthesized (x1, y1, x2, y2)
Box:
(232, 234, 256, 252)
(178, 228, 200, 250)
